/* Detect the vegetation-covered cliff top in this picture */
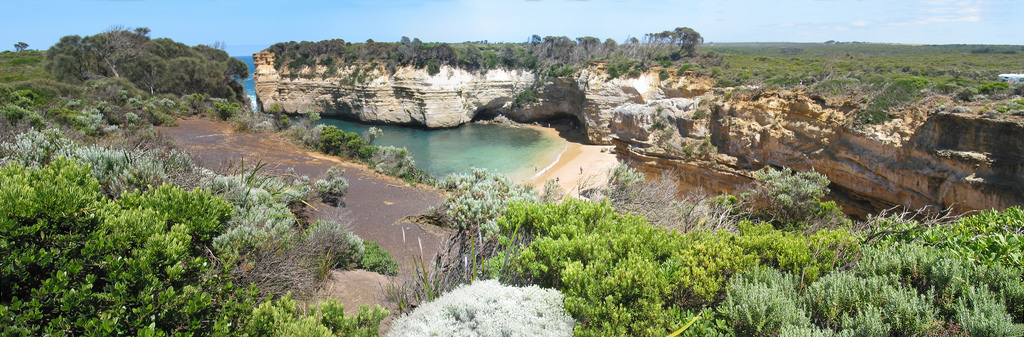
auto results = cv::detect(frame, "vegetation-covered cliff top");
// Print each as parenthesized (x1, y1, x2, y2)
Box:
(263, 33, 1024, 125)
(263, 27, 703, 78)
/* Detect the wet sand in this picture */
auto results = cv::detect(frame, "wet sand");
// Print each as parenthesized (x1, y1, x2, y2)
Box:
(522, 123, 620, 198)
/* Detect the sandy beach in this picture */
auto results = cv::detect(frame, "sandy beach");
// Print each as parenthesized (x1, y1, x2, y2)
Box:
(522, 123, 620, 198)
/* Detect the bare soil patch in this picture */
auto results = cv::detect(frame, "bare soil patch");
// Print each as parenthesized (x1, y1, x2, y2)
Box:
(158, 117, 449, 316)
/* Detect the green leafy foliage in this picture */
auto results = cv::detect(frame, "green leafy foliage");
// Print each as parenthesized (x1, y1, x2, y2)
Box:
(512, 87, 538, 108)
(312, 125, 432, 184)
(246, 295, 388, 337)
(741, 166, 847, 230)
(0, 156, 382, 336)
(45, 28, 247, 103)
(0, 159, 255, 336)
(502, 199, 756, 336)
(882, 207, 1024, 268)
(265, 27, 702, 81)
(361, 241, 399, 276)
(734, 221, 860, 284)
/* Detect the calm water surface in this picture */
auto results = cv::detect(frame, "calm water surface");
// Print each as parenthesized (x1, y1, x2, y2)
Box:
(318, 118, 565, 181)
(235, 55, 565, 181)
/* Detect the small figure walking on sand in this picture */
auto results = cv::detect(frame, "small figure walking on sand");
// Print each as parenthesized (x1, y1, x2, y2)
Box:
(556, 177, 560, 183)
(580, 166, 583, 174)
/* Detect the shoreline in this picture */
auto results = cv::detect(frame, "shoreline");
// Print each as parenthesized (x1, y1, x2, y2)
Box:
(519, 123, 619, 198)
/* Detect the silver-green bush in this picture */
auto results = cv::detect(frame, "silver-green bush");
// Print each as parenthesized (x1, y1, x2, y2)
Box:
(722, 267, 811, 335)
(314, 166, 348, 205)
(435, 168, 537, 236)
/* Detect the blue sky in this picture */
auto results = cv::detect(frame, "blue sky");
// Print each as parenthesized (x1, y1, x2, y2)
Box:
(3, 0, 1022, 56)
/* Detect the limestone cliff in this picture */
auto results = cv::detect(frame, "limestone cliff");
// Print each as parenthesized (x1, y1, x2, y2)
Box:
(615, 89, 1024, 217)
(254, 50, 1024, 216)
(254, 50, 711, 142)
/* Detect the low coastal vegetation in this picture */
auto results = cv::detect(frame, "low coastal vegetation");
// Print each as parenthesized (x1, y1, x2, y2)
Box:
(3, 26, 1024, 337)
(386, 165, 1024, 336)
(1, 29, 396, 335)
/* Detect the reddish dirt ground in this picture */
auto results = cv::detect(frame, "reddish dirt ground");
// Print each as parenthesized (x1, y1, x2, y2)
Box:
(157, 118, 449, 317)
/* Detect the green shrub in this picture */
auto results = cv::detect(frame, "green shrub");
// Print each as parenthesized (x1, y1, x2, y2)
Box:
(361, 241, 398, 276)
(978, 81, 1010, 94)
(721, 267, 811, 336)
(246, 296, 387, 337)
(741, 166, 845, 230)
(386, 279, 574, 337)
(803, 271, 937, 335)
(854, 243, 1024, 323)
(735, 221, 860, 285)
(0, 158, 258, 336)
(318, 126, 362, 156)
(894, 207, 1024, 268)
(512, 87, 538, 108)
(215, 101, 240, 120)
(955, 286, 1024, 336)
(118, 183, 234, 245)
(502, 199, 756, 336)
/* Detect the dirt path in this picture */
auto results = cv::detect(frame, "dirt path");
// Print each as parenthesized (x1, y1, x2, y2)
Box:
(158, 118, 449, 316)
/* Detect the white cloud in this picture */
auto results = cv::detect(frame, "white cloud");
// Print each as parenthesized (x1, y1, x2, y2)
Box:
(888, 0, 982, 26)
(850, 20, 873, 27)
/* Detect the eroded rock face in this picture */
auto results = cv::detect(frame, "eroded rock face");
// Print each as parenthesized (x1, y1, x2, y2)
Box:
(253, 51, 712, 142)
(254, 50, 1024, 216)
(254, 51, 539, 127)
(621, 89, 1024, 217)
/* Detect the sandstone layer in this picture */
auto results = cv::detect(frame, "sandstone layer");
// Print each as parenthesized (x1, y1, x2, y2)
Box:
(254, 50, 1024, 216)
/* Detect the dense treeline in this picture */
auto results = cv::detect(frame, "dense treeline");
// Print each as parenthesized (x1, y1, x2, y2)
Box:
(264, 27, 702, 76)
(46, 26, 248, 102)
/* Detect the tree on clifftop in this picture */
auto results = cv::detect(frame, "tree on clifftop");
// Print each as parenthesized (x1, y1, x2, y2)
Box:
(674, 27, 703, 56)
(14, 42, 28, 52)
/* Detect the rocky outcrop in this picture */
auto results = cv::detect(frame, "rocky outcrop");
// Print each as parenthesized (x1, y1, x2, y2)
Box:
(254, 50, 540, 128)
(253, 51, 713, 143)
(617, 89, 1024, 217)
(254, 50, 1024, 216)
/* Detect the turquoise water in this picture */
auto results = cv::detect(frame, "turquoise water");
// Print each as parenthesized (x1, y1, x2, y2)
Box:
(234, 55, 566, 181)
(235, 55, 258, 111)
(318, 119, 565, 181)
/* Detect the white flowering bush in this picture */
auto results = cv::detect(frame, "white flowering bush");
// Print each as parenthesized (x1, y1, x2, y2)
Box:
(386, 279, 574, 337)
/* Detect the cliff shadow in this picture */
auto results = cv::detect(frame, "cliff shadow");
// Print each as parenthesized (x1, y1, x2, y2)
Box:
(539, 116, 589, 145)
